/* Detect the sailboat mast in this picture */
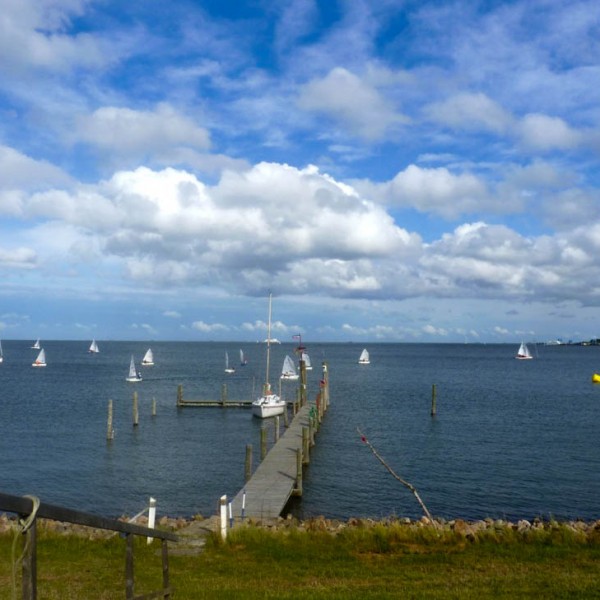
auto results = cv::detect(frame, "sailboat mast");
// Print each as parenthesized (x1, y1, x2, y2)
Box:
(265, 293, 272, 391)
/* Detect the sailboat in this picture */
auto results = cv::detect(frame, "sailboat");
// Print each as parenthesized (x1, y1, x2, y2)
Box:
(515, 342, 533, 360)
(32, 348, 46, 368)
(31, 339, 41, 350)
(301, 352, 312, 370)
(0, 340, 4, 364)
(358, 348, 370, 365)
(125, 355, 142, 382)
(280, 355, 299, 380)
(88, 339, 99, 354)
(141, 348, 154, 366)
(240, 349, 248, 366)
(224, 351, 235, 374)
(252, 294, 286, 418)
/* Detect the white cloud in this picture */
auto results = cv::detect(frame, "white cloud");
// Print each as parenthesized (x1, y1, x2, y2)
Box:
(518, 113, 583, 150)
(298, 67, 406, 140)
(191, 320, 229, 333)
(0, 246, 37, 269)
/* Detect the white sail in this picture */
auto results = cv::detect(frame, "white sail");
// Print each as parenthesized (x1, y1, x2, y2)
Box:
(225, 351, 235, 373)
(240, 349, 247, 366)
(126, 355, 142, 381)
(0, 339, 3, 363)
(358, 348, 370, 364)
(89, 340, 99, 353)
(32, 348, 46, 367)
(280, 355, 299, 380)
(32, 339, 41, 349)
(515, 342, 533, 360)
(301, 352, 312, 370)
(141, 348, 154, 366)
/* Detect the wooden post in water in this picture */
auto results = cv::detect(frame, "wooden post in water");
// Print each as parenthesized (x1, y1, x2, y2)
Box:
(260, 428, 267, 461)
(151, 397, 156, 417)
(293, 447, 303, 496)
(302, 426, 310, 464)
(283, 405, 289, 428)
(431, 384, 437, 417)
(322, 361, 329, 412)
(299, 358, 307, 407)
(177, 384, 183, 407)
(221, 383, 227, 406)
(245, 444, 252, 483)
(274, 416, 280, 442)
(133, 392, 139, 427)
(107, 399, 114, 441)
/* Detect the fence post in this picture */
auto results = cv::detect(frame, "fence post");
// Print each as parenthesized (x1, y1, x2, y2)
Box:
(161, 539, 171, 600)
(219, 495, 228, 541)
(125, 533, 135, 599)
(21, 519, 37, 600)
(147, 497, 156, 545)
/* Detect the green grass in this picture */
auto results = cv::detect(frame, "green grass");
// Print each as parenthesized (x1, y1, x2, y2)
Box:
(2, 521, 600, 599)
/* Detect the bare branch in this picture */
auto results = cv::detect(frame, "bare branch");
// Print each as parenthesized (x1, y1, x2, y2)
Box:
(357, 427, 436, 525)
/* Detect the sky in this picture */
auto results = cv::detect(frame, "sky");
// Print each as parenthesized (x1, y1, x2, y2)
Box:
(1, 0, 600, 344)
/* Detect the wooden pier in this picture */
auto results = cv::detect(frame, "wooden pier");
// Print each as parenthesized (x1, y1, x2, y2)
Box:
(229, 362, 330, 521)
(176, 383, 255, 408)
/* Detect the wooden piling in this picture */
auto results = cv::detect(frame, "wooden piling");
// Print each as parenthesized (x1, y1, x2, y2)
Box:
(431, 384, 437, 416)
(260, 428, 267, 461)
(221, 383, 227, 406)
(133, 391, 139, 427)
(151, 397, 156, 417)
(293, 447, 303, 496)
(299, 359, 307, 407)
(245, 444, 252, 483)
(302, 426, 310, 464)
(274, 416, 280, 442)
(283, 406, 289, 428)
(107, 399, 114, 441)
(177, 384, 183, 407)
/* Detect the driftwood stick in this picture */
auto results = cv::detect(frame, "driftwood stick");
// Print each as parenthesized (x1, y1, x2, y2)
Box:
(357, 427, 436, 524)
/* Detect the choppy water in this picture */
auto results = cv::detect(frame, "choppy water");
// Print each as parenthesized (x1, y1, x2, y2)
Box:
(1, 341, 599, 522)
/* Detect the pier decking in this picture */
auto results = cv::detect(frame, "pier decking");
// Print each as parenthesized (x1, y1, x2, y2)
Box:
(230, 404, 313, 520)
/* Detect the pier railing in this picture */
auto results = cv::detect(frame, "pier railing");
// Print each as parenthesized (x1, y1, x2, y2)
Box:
(0, 491, 178, 600)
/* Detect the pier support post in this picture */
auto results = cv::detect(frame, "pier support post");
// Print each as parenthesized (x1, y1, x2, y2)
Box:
(260, 428, 267, 461)
(302, 427, 310, 464)
(245, 445, 253, 483)
(431, 384, 437, 417)
(293, 448, 303, 496)
(177, 384, 183, 407)
(274, 416, 280, 442)
(299, 359, 307, 407)
(283, 406, 289, 428)
(107, 399, 114, 441)
(151, 397, 156, 417)
(133, 391, 139, 427)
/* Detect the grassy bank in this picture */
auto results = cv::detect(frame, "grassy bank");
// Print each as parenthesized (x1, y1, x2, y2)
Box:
(2, 519, 600, 598)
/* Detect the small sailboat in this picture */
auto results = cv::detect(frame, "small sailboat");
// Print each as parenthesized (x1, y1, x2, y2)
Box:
(31, 339, 41, 350)
(224, 351, 235, 374)
(358, 348, 370, 365)
(280, 355, 299, 380)
(515, 342, 533, 360)
(252, 294, 286, 418)
(88, 339, 99, 354)
(301, 351, 312, 370)
(0, 340, 4, 364)
(32, 348, 46, 368)
(141, 348, 154, 366)
(125, 355, 142, 382)
(240, 349, 248, 366)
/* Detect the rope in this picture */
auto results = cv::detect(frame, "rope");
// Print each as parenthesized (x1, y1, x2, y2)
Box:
(11, 495, 40, 600)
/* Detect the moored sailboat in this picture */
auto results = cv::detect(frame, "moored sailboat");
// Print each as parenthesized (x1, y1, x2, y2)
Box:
(32, 348, 46, 367)
(252, 294, 286, 418)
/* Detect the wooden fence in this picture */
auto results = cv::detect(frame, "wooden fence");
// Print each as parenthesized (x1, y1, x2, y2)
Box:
(0, 491, 178, 600)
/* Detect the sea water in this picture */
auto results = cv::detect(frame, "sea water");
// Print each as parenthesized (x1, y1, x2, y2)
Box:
(1, 341, 599, 521)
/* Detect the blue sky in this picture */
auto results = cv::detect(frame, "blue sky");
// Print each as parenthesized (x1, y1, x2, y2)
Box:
(1, 0, 599, 343)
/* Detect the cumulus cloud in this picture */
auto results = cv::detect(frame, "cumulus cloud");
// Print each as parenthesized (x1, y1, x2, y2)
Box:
(518, 113, 583, 150)
(297, 67, 407, 140)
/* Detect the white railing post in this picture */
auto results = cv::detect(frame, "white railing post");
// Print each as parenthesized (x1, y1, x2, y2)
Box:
(219, 495, 227, 540)
(147, 497, 156, 544)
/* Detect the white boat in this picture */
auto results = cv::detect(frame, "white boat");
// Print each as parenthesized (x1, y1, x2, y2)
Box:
(358, 348, 370, 364)
(88, 339, 99, 354)
(0, 340, 4, 364)
(141, 348, 154, 366)
(515, 342, 533, 360)
(32, 348, 46, 367)
(31, 339, 41, 350)
(301, 351, 312, 370)
(240, 349, 248, 366)
(280, 355, 299, 380)
(252, 294, 286, 418)
(224, 351, 235, 374)
(126, 355, 142, 382)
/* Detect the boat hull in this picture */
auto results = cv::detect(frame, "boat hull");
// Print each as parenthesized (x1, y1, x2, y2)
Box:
(280, 374, 299, 380)
(126, 376, 142, 382)
(252, 395, 286, 418)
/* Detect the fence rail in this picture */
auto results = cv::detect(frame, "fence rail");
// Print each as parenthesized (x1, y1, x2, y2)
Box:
(0, 491, 178, 600)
